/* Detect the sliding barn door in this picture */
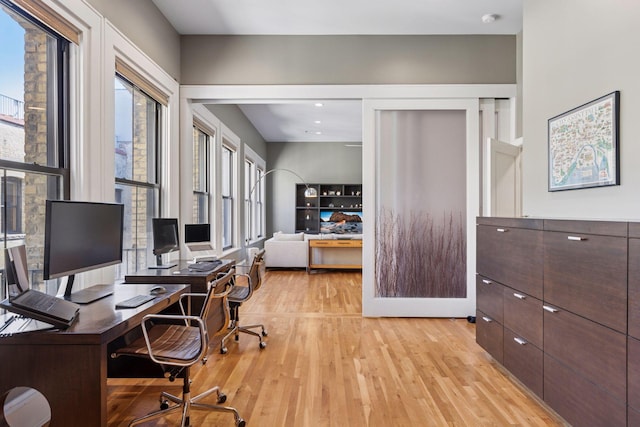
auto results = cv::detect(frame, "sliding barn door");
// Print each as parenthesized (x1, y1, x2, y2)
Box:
(362, 99, 479, 317)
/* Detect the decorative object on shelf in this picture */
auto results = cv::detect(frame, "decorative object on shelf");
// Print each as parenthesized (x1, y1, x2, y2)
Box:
(548, 91, 620, 191)
(295, 183, 362, 234)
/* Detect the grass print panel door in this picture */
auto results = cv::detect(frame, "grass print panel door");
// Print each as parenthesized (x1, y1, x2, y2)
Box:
(375, 110, 467, 298)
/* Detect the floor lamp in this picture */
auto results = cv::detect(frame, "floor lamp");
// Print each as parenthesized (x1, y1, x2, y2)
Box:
(249, 168, 317, 199)
(245, 168, 316, 248)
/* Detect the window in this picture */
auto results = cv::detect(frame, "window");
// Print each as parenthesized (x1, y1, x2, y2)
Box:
(221, 144, 234, 250)
(114, 74, 161, 277)
(255, 167, 264, 239)
(243, 144, 265, 243)
(0, 1, 69, 296)
(192, 125, 210, 223)
(244, 159, 254, 242)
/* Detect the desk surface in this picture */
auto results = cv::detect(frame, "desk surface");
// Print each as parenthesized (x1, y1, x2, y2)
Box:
(125, 259, 234, 292)
(0, 283, 189, 427)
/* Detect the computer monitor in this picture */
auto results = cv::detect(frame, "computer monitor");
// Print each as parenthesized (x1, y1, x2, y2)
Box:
(184, 224, 212, 249)
(151, 218, 179, 269)
(43, 200, 124, 303)
(5, 245, 30, 298)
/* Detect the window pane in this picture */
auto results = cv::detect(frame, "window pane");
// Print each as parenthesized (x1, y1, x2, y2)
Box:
(0, 170, 62, 295)
(222, 196, 232, 249)
(115, 76, 157, 184)
(192, 193, 208, 224)
(193, 126, 207, 192)
(221, 146, 231, 196)
(115, 183, 157, 278)
(0, 4, 63, 167)
(0, 5, 68, 299)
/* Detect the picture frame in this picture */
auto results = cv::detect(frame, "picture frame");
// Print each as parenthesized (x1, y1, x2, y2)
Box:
(548, 91, 620, 191)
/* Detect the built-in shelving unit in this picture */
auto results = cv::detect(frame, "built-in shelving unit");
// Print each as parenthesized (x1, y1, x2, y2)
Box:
(295, 184, 362, 233)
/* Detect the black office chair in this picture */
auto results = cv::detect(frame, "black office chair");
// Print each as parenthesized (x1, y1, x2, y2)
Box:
(220, 249, 267, 354)
(112, 270, 245, 427)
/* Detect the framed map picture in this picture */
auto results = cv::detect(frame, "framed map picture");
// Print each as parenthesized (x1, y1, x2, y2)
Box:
(548, 91, 620, 191)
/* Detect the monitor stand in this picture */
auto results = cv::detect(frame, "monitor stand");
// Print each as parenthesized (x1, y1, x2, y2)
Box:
(62, 275, 113, 304)
(148, 254, 177, 270)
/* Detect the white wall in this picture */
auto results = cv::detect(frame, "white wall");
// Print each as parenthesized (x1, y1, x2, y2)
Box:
(522, 0, 640, 219)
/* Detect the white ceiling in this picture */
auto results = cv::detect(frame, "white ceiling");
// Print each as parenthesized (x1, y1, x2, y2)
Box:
(153, 0, 522, 142)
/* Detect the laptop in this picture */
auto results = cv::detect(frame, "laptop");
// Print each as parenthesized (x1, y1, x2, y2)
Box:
(1, 245, 80, 329)
(184, 223, 215, 256)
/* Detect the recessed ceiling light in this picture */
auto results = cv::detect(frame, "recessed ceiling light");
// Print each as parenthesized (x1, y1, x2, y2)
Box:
(315, 131, 322, 135)
(481, 14, 498, 24)
(314, 103, 324, 107)
(314, 120, 321, 124)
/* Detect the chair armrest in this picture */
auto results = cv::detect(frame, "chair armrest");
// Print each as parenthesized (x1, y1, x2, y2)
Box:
(140, 313, 207, 367)
(178, 279, 234, 316)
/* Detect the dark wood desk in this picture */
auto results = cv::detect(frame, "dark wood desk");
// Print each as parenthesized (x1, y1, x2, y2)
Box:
(0, 283, 189, 427)
(124, 259, 235, 293)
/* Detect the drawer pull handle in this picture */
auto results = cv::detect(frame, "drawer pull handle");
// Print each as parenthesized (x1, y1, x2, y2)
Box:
(482, 279, 492, 285)
(514, 337, 528, 345)
(481, 316, 492, 323)
(567, 236, 586, 241)
(513, 293, 526, 300)
(543, 305, 559, 313)
(496, 228, 508, 233)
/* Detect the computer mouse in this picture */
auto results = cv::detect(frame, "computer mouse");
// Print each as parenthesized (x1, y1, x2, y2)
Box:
(149, 286, 167, 295)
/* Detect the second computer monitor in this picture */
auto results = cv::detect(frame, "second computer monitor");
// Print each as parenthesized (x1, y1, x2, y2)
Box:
(151, 218, 179, 269)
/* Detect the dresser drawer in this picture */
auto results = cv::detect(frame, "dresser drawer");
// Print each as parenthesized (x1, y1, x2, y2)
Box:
(503, 287, 542, 348)
(629, 336, 640, 412)
(543, 305, 626, 402)
(476, 223, 543, 299)
(629, 238, 640, 339)
(544, 354, 626, 427)
(476, 275, 504, 324)
(475, 309, 503, 363)
(630, 406, 640, 427)
(503, 328, 542, 398)
(543, 229, 627, 332)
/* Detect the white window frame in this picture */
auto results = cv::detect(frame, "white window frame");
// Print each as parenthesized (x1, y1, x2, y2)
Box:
(104, 22, 179, 280)
(244, 144, 265, 244)
(220, 136, 238, 251)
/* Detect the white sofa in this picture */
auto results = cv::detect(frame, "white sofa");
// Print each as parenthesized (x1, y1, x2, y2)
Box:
(263, 232, 308, 268)
(263, 232, 363, 269)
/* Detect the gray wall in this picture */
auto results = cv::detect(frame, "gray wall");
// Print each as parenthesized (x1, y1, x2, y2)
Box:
(267, 141, 363, 235)
(205, 105, 267, 160)
(522, 0, 640, 219)
(85, 0, 181, 80)
(181, 35, 516, 84)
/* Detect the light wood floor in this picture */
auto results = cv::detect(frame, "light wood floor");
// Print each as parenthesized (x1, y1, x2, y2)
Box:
(107, 270, 566, 426)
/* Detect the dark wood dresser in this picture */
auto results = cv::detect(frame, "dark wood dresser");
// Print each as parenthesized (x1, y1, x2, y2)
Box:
(476, 217, 636, 427)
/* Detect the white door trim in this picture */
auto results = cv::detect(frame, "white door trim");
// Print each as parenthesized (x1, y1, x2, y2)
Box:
(362, 98, 480, 317)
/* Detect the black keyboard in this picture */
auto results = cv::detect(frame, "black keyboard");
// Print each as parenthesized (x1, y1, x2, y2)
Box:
(188, 260, 221, 272)
(115, 294, 155, 309)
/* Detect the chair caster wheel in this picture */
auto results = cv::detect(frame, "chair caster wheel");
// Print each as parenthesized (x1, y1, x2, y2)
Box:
(221, 347, 228, 354)
(160, 399, 169, 410)
(237, 418, 246, 427)
(259, 341, 267, 349)
(217, 393, 227, 404)
(262, 330, 268, 337)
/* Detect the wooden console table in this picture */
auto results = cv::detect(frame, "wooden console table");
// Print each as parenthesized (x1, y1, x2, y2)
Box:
(308, 239, 362, 272)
